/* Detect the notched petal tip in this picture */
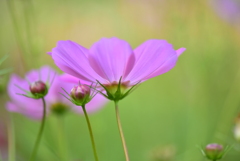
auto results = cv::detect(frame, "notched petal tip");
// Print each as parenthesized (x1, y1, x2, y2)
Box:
(176, 48, 186, 57)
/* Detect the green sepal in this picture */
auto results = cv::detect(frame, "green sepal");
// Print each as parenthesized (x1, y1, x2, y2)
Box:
(121, 81, 141, 100)
(114, 77, 123, 99)
(96, 80, 114, 100)
(96, 78, 141, 102)
(15, 84, 48, 99)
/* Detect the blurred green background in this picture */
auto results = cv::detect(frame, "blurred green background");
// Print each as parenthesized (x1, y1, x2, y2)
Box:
(1, 0, 240, 160)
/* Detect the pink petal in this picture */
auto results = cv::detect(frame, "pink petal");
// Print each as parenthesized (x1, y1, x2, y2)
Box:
(51, 40, 104, 82)
(142, 54, 178, 80)
(59, 74, 91, 85)
(6, 102, 20, 113)
(89, 37, 134, 82)
(125, 40, 181, 83)
(25, 66, 56, 83)
(8, 74, 31, 104)
(6, 101, 44, 120)
(45, 76, 62, 103)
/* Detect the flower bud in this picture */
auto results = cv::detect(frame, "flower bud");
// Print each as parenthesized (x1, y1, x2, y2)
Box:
(205, 143, 223, 160)
(149, 145, 176, 161)
(29, 81, 48, 97)
(51, 103, 69, 116)
(70, 85, 91, 105)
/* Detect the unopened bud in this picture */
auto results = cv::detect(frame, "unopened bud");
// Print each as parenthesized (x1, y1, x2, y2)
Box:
(149, 145, 176, 161)
(205, 143, 223, 160)
(70, 85, 91, 105)
(29, 81, 48, 97)
(51, 103, 69, 115)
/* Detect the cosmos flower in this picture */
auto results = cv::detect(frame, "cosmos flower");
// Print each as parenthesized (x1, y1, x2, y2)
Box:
(6, 66, 108, 119)
(49, 37, 185, 101)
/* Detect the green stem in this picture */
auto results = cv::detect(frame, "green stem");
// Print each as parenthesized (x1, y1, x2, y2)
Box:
(82, 105, 99, 161)
(114, 101, 130, 161)
(29, 97, 47, 161)
(8, 114, 15, 161)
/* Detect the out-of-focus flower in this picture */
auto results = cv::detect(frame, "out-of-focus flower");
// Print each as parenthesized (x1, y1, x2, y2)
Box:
(234, 114, 240, 141)
(210, 0, 240, 24)
(49, 37, 185, 101)
(149, 145, 176, 161)
(6, 66, 108, 119)
(200, 143, 230, 161)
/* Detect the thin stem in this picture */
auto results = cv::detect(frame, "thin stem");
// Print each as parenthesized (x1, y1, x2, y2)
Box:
(114, 101, 130, 161)
(82, 105, 99, 161)
(8, 114, 15, 161)
(29, 97, 47, 161)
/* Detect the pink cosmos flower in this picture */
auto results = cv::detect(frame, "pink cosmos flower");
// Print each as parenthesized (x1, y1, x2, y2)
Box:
(50, 37, 185, 83)
(6, 66, 108, 119)
(49, 37, 185, 100)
